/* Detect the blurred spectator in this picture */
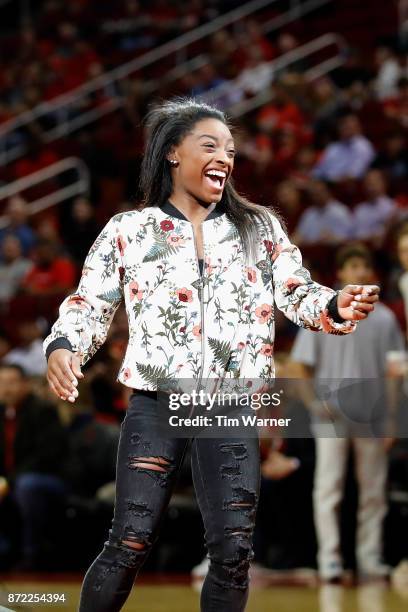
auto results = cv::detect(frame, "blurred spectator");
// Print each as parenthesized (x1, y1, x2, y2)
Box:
(235, 46, 274, 97)
(2, 320, 47, 376)
(292, 180, 353, 245)
(372, 131, 408, 181)
(256, 83, 305, 136)
(374, 45, 404, 101)
(253, 353, 316, 574)
(288, 146, 317, 188)
(234, 125, 273, 175)
(291, 243, 405, 582)
(34, 216, 62, 244)
(309, 77, 346, 147)
(383, 76, 408, 129)
(353, 170, 397, 242)
(344, 79, 371, 112)
(191, 64, 228, 101)
(20, 239, 76, 297)
(394, 224, 408, 336)
(275, 181, 302, 234)
(275, 32, 310, 79)
(274, 126, 302, 171)
(0, 364, 68, 569)
(63, 197, 99, 264)
(331, 47, 372, 90)
(313, 113, 375, 181)
(242, 18, 275, 62)
(276, 32, 299, 56)
(13, 134, 59, 180)
(0, 236, 32, 305)
(209, 30, 237, 77)
(0, 332, 11, 361)
(100, 1, 154, 52)
(61, 381, 119, 499)
(0, 196, 37, 258)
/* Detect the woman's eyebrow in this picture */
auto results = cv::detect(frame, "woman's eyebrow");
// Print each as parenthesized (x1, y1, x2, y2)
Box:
(197, 134, 235, 145)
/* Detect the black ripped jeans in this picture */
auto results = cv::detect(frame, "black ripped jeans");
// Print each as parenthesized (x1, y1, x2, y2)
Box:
(79, 391, 260, 612)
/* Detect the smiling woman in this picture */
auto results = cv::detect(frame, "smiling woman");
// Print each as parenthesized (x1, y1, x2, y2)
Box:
(138, 97, 281, 264)
(43, 97, 380, 612)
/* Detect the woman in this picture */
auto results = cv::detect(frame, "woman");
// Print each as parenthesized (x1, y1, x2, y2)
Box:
(44, 98, 379, 611)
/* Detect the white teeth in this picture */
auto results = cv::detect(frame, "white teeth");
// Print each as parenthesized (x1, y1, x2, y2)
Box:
(205, 170, 226, 178)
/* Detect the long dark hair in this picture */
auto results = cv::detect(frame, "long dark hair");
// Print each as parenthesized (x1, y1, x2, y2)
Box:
(139, 97, 284, 263)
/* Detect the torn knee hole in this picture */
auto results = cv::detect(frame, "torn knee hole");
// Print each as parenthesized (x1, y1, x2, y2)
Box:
(128, 456, 171, 473)
(122, 540, 146, 551)
(225, 525, 253, 538)
(230, 502, 252, 508)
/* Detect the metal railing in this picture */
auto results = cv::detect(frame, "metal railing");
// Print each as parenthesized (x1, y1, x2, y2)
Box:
(0, 157, 90, 229)
(210, 33, 347, 117)
(0, 0, 334, 166)
(0, 0, 275, 164)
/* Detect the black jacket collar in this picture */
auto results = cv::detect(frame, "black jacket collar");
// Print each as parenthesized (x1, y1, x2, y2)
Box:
(160, 199, 226, 222)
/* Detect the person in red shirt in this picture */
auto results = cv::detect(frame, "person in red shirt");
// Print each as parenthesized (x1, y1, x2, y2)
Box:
(20, 239, 76, 296)
(256, 83, 305, 136)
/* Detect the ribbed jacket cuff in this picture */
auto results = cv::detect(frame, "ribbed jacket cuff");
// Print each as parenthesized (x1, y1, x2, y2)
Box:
(45, 337, 74, 361)
(327, 292, 346, 323)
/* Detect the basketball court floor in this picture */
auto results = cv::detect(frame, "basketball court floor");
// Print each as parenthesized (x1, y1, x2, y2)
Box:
(0, 576, 407, 612)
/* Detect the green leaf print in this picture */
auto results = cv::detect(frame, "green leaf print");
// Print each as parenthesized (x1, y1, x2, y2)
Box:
(208, 337, 232, 368)
(96, 288, 122, 304)
(143, 242, 179, 263)
(135, 363, 172, 385)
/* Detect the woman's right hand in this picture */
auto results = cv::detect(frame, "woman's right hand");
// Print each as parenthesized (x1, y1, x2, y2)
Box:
(47, 349, 84, 402)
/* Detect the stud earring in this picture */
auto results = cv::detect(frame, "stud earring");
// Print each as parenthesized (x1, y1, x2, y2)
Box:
(169, 159, 179, 167)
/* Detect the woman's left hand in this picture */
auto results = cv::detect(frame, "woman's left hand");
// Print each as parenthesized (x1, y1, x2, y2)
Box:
(337, 284, 380, 321)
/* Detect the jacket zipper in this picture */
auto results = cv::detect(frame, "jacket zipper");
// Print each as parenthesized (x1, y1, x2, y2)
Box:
(192, 223, 205, 396)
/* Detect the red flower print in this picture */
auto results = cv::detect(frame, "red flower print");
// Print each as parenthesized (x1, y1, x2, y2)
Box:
(179, 326, 186, 333)
(260, 343, 273, 356)
(237, 342, 245, 351)
(264, 240, 283, 261)
(116, 234, 127, 256)
(119, 266, 125, 281)
(160, 219, 174, 232)
(263, 240, 273, 253)
(246, 267, 257, 283)
(123, 368, 131, 380)
(192, 325, 201, 338)
(67, 295, 87, 310)
(176, 287, 193, 303)
(255, 303, 272, 324)
(284, 277, 302, 292)
(129, 281, 144, 301)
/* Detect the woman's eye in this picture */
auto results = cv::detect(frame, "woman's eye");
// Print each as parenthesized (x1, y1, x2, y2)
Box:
(204, 143, 215, 149)
(228, 150, 236, 158)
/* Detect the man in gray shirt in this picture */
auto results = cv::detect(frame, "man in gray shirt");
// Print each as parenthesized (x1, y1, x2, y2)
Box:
(291, 243, 405, 582)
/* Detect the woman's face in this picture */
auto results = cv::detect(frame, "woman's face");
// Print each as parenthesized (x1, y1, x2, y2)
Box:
(169, 118, 235, 204)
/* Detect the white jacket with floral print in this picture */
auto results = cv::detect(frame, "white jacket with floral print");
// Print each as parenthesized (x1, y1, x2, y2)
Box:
(43, 200, 355, 391)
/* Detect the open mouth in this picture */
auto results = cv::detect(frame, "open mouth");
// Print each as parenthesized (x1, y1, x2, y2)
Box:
(203, 169, 227, 190)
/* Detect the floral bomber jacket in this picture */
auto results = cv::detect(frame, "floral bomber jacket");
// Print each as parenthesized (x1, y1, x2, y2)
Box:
(43, 200, 355, 392)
